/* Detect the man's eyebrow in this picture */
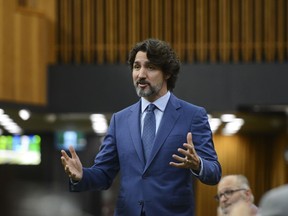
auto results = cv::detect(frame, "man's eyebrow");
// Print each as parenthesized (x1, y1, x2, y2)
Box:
(133, 60, 151, 65)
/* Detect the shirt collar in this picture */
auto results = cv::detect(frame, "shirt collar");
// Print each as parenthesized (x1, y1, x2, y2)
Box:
(141, 91, 171, 113)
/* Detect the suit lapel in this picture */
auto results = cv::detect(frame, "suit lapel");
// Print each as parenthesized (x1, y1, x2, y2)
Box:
(128, 101, 146, 164)
(144, 94, 181, 171)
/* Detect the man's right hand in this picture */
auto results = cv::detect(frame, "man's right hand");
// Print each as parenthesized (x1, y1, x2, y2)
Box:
(61, 145, 83, 181)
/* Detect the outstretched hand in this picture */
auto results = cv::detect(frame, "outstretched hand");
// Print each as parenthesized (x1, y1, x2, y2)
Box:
(169, 132, 200, 171)
(61, 146, 83, 181)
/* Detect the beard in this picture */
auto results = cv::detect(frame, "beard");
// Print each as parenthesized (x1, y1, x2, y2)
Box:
(134, 79, 163, 98)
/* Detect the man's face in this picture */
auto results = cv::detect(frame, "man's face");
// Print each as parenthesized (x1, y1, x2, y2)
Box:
(217, 177, 248, 215)
(132, 51, 168, 102)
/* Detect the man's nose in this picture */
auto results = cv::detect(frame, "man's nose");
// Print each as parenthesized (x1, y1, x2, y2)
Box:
(138, 68, 147, 78)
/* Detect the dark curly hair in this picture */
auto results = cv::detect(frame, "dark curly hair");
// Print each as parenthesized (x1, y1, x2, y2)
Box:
(128, 38, 181, 91)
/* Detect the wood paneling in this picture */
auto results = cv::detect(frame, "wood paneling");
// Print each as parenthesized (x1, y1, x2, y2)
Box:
(195, 133, 288, 216)
(14, 10, 48, 105)
(55, 0, 288, 64)
(0, 0, 54, 105)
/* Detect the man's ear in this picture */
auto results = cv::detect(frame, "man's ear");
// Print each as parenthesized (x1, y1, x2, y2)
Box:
(245, 190, 252, 201)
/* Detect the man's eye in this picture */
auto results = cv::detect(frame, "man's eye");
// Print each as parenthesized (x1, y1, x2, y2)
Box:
(133, 65, 140, 70)
(147, 65, 155, 70)
(225, 190, 233, 195)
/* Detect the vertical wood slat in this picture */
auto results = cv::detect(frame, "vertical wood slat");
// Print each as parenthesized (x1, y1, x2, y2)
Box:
(73, 0, 81, 63)
(88, 0, 94, 63)
(231, 0, 240, 63)
(277, 0, 285, 62)
(173, 0, 186, 60)
(68, 0, 73, 62)
(140, 0, 150, 40)
(151, 0, 163, 40)
(209, 0, 218, 63)
(163, 0, 172, 44)
(83, 0, 91, 63)
(105, 0, 118, 63)
(58, 0, 64, 62)
(186, 0, 195, 62)
(96, 0, 104, 64)
(287, 1, 288, 60)
(242, 0, 253, 62)
(63, 0, 72, 63)
(254, 0, 263, 63)
(195, 0, 208, 62)
(219, 0, 231, 63)
(127, 0, 140, 46)
(90, 0, 96, 62)
(118, 0, 127, 63)
(264, 0, 276, 62)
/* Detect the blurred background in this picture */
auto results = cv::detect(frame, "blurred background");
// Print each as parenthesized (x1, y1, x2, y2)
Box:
(0, 0, 287, 215)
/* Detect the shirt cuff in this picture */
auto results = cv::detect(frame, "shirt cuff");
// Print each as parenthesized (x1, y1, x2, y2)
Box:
(70, 178, 79, 185)
(191, 157, 203, 176)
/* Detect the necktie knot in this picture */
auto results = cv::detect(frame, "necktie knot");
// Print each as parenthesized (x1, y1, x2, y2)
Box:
(146, 104, 156, 112)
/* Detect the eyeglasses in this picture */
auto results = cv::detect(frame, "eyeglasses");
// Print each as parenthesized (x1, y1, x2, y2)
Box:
(214, 188, 247, 201)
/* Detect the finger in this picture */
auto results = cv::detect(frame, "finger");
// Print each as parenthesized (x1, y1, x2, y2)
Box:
(186, 132, 196, 154)
(172, 154, 186, 163)
(61, 156, 67, 166)
(61, 150, 70, 160)
(69, 145, 78, 159)
(177, 148, 190, 158)
(169, 161, 183, 167)
(187, 132, 192, 145)
(186, 133, 198, 155)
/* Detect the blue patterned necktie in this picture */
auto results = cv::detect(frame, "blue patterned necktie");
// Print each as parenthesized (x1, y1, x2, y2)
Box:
(142, 104, 157, 161)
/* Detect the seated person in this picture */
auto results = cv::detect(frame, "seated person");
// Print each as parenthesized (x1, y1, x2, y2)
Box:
(215, 174, 258, 216)
(258, 184, 288, 216)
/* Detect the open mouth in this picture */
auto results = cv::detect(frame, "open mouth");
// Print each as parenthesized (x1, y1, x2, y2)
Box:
(137, 80, 150, 88)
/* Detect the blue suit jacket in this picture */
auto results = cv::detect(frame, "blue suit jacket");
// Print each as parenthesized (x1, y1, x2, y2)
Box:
(71, 93, 221, 216)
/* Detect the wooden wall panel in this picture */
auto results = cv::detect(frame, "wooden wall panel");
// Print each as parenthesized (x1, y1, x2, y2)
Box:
(96, 0, 105, 64)
(231, 0, 240, 62)
(105, 0, 118, 63)
(54, 0, 288, 64)
(173, 0, 186, 60)
(151, 0, 164, 40)
(209, 0, 218, 63)
(277, 0, 285, 62)
(195, 133, 288, 216)
(219, 0, 231, 62)
(0, 0, 53, 105)
(0, 0, 16, 101)
(186, 0, 195, 62)
(241, 0, 253, 62)
(264, 0, 276, 62)
(73, 0, 82, 63)
(163, 0, 172, 45)
(14, 11, 47, 105)
(195, 0, 208, 62)
(254, 0, 263, 63)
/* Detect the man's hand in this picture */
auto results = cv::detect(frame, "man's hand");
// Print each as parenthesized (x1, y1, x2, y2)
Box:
(61, 146, 83, 181)
(169, 132, 200, 171)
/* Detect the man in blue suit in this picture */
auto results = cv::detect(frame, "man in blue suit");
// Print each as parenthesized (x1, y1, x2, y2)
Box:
(61, 38, 221, 216)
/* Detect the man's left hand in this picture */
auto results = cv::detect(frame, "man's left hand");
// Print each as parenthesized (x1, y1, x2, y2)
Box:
(169, 132, 200, 171)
